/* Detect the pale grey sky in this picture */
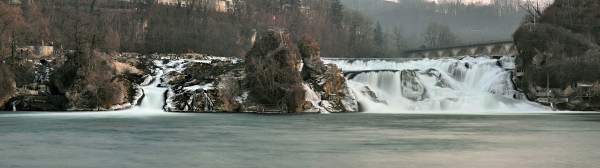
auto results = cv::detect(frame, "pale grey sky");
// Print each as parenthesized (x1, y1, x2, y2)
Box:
(385, 0, 553, 5)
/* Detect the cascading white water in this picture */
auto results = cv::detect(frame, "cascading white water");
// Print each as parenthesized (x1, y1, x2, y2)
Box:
(136, 61, 168, 113)
(325, 56, 549, 113)
(11, 100, 20, 111)
(139, 81, 167, 111)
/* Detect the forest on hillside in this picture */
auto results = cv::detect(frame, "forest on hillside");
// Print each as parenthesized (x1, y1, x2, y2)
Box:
(0, 0, 397, 108)
(513, 0, 600, 89)
(0, 0, 393, 58)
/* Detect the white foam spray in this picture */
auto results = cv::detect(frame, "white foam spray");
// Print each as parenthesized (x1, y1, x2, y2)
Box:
(325, 56, 550, 113)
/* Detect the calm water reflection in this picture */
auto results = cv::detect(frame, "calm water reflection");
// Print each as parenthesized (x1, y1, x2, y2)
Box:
(1, 112, 600, 168)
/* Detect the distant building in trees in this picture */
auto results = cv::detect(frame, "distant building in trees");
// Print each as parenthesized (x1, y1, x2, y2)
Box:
(154, 0, 237, 12)
(156, 0, 189, 7)
(7, 0, 33, 5)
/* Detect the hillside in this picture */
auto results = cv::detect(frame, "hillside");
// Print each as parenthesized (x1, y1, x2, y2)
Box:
(0, 0, 384, 58)
(0, 0, 388, 110)
(513, 0, 600, 110)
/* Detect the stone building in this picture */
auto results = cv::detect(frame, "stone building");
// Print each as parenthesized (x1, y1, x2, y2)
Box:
(154, 0, 238, 12)
(156, 0, 189, 7)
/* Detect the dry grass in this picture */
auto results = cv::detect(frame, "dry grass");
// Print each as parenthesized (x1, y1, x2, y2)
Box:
(113, 61, 142, 75)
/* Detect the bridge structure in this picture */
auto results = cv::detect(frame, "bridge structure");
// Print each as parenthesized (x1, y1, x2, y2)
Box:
(403, 40, 517, 58)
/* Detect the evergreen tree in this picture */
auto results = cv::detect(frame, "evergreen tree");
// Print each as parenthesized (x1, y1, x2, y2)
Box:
(330, 0, 344, 29)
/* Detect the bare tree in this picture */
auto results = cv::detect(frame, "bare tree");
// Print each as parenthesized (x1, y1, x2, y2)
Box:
(0, 2, 16, 59)
(518, 0, 543, 24)
(390, 25, 408, 54)
(423, 22, 463, 48)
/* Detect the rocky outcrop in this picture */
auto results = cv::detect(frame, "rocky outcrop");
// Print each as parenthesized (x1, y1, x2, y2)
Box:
(244, 29, 306, 112)
(164, 30, 358, 113)
(299, 36, 327, 79)
(358, 86, 387, 104)
(298, 36, 358, 112)
(401, 70, 427, 101)
(163, 59, 248, 112)
(0, 52, 148, 111)
(61, 55, 145, 111)
(421, 68, 455, 89)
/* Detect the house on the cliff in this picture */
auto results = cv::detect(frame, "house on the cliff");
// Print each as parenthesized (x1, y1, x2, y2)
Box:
(154, 0, 238, 12)
(577, 82, 597, 99)
(18, 41, 55, 58)
(7, 0, 33, 5)
(156, 0, 189, 7)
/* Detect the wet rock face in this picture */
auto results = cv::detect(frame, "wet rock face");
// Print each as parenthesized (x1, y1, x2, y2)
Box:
(359, 86, 387, 104)
(302, 60, 358, 113)
(422, 68, 453, 89)
(164, 59, 246, 112)
(295, 36, 358, 112)
(401, 70, 427, 101)
(4, 95, 67, 111)
(299, 36, 327, 79)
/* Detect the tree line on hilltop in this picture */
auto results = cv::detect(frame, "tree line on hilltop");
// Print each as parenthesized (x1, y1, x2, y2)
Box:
(0, 0, 396, 108)
(0, 0, 396, 58)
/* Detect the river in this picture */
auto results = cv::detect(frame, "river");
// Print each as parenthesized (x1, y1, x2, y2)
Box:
(2, 111, 600, 167)
(2, 56, 599, 167)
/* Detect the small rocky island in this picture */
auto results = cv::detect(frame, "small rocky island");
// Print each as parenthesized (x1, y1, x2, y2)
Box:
(163, 29, 357, 113)
(0, 51, 149, 111)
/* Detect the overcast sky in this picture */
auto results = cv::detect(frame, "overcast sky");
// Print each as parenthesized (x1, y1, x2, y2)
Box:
(384, 0, 554, 5)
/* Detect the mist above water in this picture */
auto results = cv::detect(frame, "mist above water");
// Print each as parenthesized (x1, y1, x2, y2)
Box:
(325, 56, 550, 113)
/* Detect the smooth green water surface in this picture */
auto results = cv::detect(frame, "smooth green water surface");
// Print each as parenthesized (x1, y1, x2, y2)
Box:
(1, 111, 600, 168)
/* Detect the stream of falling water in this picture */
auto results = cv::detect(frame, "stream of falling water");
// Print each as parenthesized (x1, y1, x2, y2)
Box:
(324, 56, 550, 113)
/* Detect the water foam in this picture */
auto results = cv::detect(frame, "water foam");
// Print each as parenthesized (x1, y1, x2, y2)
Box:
(325, 56, 550, 113)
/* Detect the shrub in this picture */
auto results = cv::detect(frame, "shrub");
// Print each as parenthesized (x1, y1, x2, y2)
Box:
(0, 64, 16, 105)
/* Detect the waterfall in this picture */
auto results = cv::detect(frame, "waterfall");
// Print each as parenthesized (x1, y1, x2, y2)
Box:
(11, 100, 20, 111)
(325, 56, 549, 113)
(137, 62, 168, 113)
(203, 91, 213, 111)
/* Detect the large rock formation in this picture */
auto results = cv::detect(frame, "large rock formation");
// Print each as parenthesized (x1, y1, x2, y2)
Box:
(143, 29, 358, 113)
(400, 70, 427, 101)
(164, 59, 248, 112)
(513, 0, 600, 110)
(298, 36, 327, 79)
(244, 29, 306, 112)
(298, 36, 358, 112)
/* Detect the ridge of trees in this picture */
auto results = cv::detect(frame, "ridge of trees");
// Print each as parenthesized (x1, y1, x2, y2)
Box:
(0, 0, 392, 58)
